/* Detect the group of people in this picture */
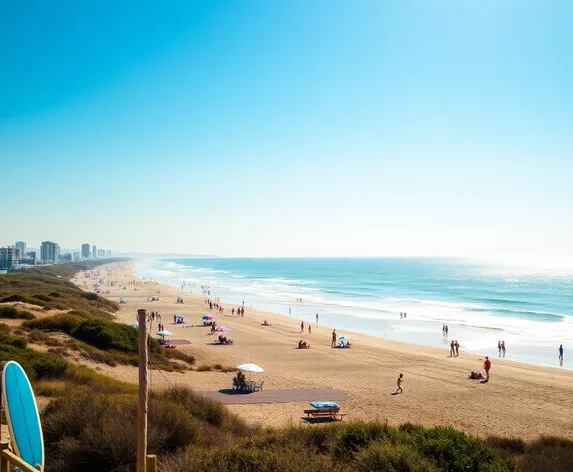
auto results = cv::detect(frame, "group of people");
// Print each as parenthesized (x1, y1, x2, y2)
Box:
(300, 321, 312, 334)
(442, 324, 449, 335)
(217, 334, 230, 344)
(298, 340, 310, 349)
(157, 322, 166, 332)
(449, 340, 460, 357)
(497, 341, 507, 357)
(148, 311, 161, 322)
(400, 312, 407, 319)
(232, 307, 245, 316)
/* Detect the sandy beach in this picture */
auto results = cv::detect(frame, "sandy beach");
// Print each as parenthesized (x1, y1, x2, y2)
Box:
(73, 261, 573, 441)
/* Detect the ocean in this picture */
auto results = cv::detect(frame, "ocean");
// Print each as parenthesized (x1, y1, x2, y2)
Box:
(135, 257, 572, 368)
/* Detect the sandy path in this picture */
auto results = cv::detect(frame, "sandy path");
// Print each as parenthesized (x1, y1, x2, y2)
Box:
(72, 262, 573, 440)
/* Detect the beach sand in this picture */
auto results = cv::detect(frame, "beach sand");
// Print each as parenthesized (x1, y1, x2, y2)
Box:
(73, 261, 573, 440)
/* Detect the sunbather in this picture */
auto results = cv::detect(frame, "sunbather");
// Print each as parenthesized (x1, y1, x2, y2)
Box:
(468, 371, 485, 380)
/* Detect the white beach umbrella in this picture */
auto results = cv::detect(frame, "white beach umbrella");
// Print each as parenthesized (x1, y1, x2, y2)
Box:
(338, 335, 351, 340)
(236, 363, 264, 373)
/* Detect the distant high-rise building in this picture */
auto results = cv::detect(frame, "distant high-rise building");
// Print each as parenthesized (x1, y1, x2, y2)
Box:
(97, 249, 105, 257)
(106, 250, 112, 257)
(0, 247, 20, 270)
(92, 245, 97, 259)
(81, 243, 90, 259)
(41, 241, 60, 263)
(26, 251, 37, 261)
(73, 251, 81, 261)
(59, 253, 72, 263)
(15, 241, 26, 256)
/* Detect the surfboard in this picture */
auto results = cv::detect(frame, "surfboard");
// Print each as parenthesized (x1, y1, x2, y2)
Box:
(2, 361, 44, 470)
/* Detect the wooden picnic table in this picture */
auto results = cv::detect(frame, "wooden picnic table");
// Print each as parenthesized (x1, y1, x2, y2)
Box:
(303, 407, 345, 421)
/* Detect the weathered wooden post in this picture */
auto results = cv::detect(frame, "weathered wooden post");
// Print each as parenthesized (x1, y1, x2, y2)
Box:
(137, 309, 149, 472)
(0, 441, 9, 472)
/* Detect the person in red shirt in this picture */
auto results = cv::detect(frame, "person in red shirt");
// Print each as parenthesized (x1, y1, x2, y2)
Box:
(483, 356, 491, 381)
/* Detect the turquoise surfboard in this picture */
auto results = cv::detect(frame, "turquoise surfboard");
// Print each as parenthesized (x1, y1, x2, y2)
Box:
(2, 361, 44, 470)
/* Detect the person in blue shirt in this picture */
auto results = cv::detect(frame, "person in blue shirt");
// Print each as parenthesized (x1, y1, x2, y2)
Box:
(559, 345, 564, 366)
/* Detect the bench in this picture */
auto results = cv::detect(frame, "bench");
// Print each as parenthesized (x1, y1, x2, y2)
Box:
(303, 408, 345, 421)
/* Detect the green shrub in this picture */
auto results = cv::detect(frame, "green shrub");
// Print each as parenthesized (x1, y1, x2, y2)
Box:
(399, 426, 513, 472)
(71, 318, 162, 354)
(33, 356, 68, 379)
(485, 436, 526, 455)
(332, 421, 396, 458)
(355, 442, 440, 472)
(72, 319, 138, 352)
(24, 314, 85, 334)
(0, 305, 36, 320)
(10, 336, 28, 349)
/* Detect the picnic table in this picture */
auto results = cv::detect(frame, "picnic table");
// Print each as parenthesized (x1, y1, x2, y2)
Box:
(303, 402, 345, 421)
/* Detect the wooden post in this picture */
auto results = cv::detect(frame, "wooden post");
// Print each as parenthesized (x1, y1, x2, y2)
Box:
(0, 441, 9, 472)
(146, 454, 157, 472)
(137, 309, 149, 472)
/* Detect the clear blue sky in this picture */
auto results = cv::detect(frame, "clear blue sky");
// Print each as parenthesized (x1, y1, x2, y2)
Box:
(1, 0, 572, 257)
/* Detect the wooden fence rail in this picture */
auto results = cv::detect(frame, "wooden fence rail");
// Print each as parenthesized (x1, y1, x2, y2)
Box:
(0, 441, 39, 472)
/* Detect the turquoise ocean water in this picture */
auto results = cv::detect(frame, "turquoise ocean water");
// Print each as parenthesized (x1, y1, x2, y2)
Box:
(135, 258, 572, 368)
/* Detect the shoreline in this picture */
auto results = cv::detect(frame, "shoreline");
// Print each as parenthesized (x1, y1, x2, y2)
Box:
(73, 261, 573, 440)
(134, 259, 569, 372)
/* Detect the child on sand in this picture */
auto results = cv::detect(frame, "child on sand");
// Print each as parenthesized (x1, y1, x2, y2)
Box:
(395, 373, 403, 394)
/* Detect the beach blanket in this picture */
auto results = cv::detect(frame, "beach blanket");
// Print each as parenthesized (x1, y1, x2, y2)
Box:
(310, 402, 339, 409)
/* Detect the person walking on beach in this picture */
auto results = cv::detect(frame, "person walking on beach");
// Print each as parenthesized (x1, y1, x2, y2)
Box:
(559, 345, 564, 366)
(484, 356, 491, 382)
(232, 308, 235, 315)
(394, 373, 404, 394)
(404, 312, 407, 319)
(300, 321, 304, 333)
(449, 340, 455, 357)
(454, 340, 459, 357)
(289, 307, 291, 316)
(501, 341, 506, 358)
(308, 325, 312, 335)
(445, 324, 448, 336)
(332, 329, 337, 346)
(400, 312, 403, 319)
(315, 313, 319, 324)
(498, 341, 502, 357)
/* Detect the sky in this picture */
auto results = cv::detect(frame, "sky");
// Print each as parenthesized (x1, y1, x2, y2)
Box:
(1, 0, 572, 257)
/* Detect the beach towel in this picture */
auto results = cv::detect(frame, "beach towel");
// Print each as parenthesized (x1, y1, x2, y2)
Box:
(310, 402, 339, 409)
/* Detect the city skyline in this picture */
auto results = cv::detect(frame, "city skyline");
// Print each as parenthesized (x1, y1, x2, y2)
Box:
(1, 1, 572, 257)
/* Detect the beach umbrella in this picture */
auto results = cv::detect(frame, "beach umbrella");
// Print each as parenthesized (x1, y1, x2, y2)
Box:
(214, 326, 230, 333)
(156, 330, 173, 341)
(338, 335, 351, 340)
(236, 363, 264, 373)
(202, 314, 213, 320)
(130, 323, 138, 328)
